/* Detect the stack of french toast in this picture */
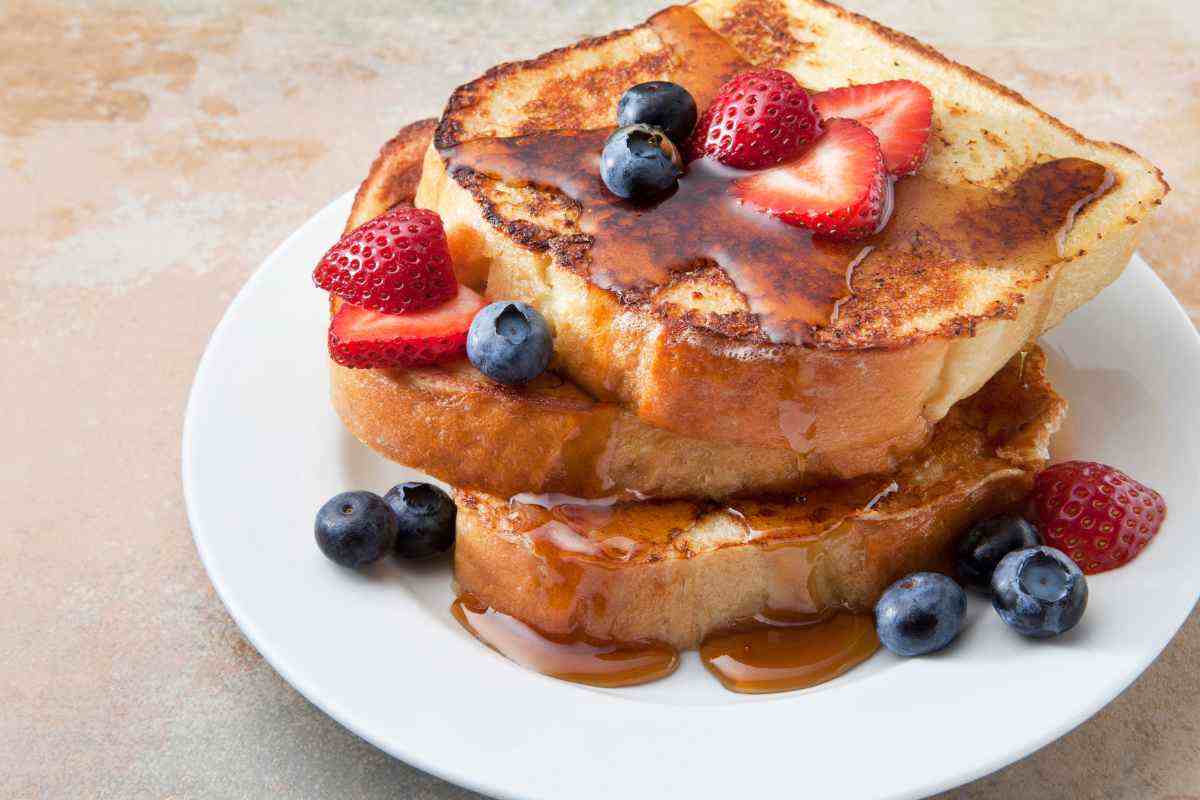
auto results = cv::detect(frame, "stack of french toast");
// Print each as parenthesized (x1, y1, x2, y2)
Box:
(315, 0, 1167, 660)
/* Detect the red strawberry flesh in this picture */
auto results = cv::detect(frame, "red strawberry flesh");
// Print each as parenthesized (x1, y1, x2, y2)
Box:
(1029, 460, 1167, 575)
(314, 206, 458, 315)
(687, 68, 822, 169)
(732, 117, 890, 241)
(329, 285, 486, 369)
(812, 80, 932, 176)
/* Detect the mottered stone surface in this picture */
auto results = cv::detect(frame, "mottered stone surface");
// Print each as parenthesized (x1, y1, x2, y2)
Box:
(2, 1, 1196, 797)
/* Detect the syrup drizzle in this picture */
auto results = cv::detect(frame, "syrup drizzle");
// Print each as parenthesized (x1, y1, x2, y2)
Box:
(443, 131, 1114, 345)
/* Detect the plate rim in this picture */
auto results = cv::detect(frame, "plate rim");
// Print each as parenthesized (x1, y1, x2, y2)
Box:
(183, 189, 1200, 800)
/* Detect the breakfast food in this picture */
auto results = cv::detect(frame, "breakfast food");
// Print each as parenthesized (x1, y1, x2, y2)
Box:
(310, 0, 1169, 692)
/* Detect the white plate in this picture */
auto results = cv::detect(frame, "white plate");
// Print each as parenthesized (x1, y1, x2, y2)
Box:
(184, 190, 1200, 800)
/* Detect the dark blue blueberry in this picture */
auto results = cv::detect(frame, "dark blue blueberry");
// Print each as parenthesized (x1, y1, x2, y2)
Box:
(314, 491, 397, 568)
(874, 572, 967, 657)
(616, 81, 698, 146)
(956, 514, 1042, 593)
(467, 301, 553, 385)
(600, 124, 682, 200)
(991, 546, 1087, 638)
(384, 482, 457, 559)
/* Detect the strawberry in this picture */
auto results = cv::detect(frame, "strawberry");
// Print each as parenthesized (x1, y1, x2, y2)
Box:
(328, 285, 486, 368)
(687, 68, 822, 169)
(732, 118, 890, 241)
(313, 206, 457, 315)
(1029, 461, 1167, 575)
(812, 80, 932, 176)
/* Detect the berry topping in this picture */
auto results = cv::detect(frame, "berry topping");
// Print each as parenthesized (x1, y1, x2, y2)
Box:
(315, 491, 398, 568)
(617, 81, 698, 146)
(991, 546, 1088, 638)
(328, 284, 486, 369)
(687, 68, 822, 169)
(600, 124, 683, 200)
(874, 572, 967, 657)
(313, 206, 458, 314)
(1029, 461, 1166, 574)
(812, 80, 933, 176)
(467, 301, 554, 385)
(956, 514, 1042, 593)
(732, 118, 891, 241)
(384, 482, 457, 559)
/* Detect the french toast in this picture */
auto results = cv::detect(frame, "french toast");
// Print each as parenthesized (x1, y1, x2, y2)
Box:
(333, 119, 911, 499)
(414, 0, 1166, 478)
(310, 0, 1175, 688)
(454, 346, 1064, 650)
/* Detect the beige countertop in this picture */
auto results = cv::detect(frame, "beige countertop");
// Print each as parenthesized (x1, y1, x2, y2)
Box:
(2, 0, 1197, 797)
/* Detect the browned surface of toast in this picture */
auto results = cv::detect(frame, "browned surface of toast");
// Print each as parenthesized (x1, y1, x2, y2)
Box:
(454, 347, 1064, 649)
(333, 120, 920, 498)
(411, 0, 1166, 469)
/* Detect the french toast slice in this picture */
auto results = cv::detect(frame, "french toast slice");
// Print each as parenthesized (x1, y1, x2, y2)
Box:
(454, 346, 1065, 650)
(333, 119, 885, 499)
(417, 0, 1167, 476)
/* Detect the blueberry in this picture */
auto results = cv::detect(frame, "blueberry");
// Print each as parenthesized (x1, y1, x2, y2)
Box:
(874, 572, 967, 657)
(600, 124, 682, 200)
(384, 482, 457, 559)
(467, 301, 553, 385)
(314, 491, 397, 568)
(616, 81, 698, 146)
(956, 514, 1042, 593)
(991, 546, 1087, 638)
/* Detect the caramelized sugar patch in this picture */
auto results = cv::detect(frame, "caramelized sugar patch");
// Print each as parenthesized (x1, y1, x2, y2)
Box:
(444, 128, 1112, 345)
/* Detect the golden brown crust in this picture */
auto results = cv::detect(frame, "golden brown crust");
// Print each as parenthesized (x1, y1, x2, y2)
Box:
(454, 348, 1065, 649)
(409, 0, 1166, 461)
(345, 118, 438, 233)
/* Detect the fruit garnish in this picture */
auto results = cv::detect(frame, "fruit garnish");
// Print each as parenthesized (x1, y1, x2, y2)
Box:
(687, 68, 822, 169)
(732, 118, 890, 241)
(991, 546, 1087, 637)
(1029, 461, 1166, 574)
(467, 301, 553, 385)
(384, 482, 457, 559)
(328, 284, 486, 368)
(616, 81, 698, 146)
(812, 80, 933, 176)
(874, 572, 966, 656)
(956, 514, 1041, 593)
(314, 491, 398, 568)
(314, 206, 458, 314)
(600, 124, 682, 200)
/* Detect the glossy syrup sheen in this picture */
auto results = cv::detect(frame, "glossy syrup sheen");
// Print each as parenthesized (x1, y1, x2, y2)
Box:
(700, 611, 879, 694)
(452, 492, 888, 692)
(451, 594, 679, 688)
(444, 128, 1112, 345)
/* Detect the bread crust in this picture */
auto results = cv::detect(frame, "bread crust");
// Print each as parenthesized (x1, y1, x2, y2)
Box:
(454, 347, 1065, 650)
(415, 0, 1166, 463)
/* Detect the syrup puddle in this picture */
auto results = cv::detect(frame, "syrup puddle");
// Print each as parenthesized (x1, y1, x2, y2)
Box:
(452, 595, 679, 687)
(700, 612, 879, 694)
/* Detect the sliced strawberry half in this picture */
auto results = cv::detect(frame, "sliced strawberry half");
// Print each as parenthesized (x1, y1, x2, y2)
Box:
(812, 80, 932, 176)
(732, 118, 890, 241)
(314, 206, 458, 315)
(328, 285, 486, 369)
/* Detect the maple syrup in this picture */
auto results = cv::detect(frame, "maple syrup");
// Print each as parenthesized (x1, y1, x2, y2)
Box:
(440, 5, 1112, 692)
(444, 127, 1112, 345)
(451, 593, 679, 687)
(700, 611, 879, 693)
